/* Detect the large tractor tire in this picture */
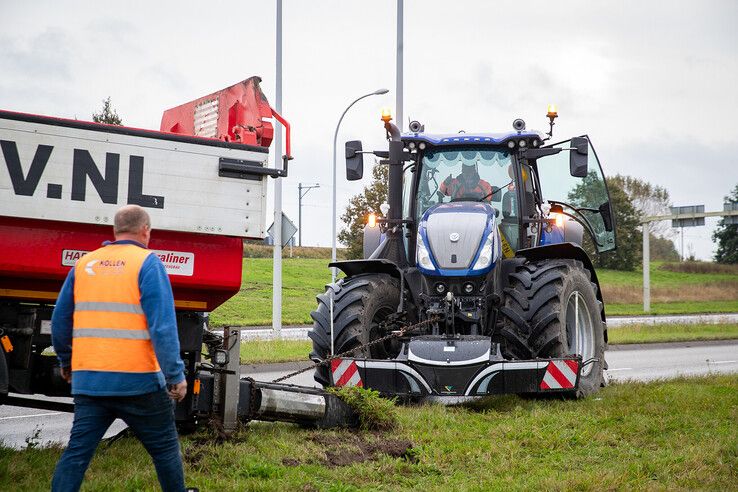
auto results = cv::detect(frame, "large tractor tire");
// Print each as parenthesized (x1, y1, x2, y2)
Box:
(308, 274, 401, 387)
(499, 259, 605, 397)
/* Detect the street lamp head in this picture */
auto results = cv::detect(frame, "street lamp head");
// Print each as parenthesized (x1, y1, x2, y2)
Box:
(373, 88, 390, 95)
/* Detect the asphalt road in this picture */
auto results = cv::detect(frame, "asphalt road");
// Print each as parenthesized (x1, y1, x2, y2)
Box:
(2, 340, 736, 449)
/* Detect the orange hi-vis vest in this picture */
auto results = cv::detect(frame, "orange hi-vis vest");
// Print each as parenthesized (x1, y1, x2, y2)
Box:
(72, 244, 161, 374)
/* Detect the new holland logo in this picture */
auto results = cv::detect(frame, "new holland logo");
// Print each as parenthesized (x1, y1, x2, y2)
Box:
(449, 232, 460, 242)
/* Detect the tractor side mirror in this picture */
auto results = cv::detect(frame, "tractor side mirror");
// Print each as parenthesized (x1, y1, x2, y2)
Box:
(345, 140, 364, 181)
(569, 137, 589, 178)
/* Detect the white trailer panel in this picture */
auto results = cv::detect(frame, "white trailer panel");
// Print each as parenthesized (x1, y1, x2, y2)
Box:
(0, 111, 270, 238)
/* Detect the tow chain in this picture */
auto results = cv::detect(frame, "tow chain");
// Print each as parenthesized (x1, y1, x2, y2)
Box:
(270, 316, 441, 384)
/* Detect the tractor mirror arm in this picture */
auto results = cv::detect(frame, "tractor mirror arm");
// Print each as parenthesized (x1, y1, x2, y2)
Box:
(521, 147, 562, 160)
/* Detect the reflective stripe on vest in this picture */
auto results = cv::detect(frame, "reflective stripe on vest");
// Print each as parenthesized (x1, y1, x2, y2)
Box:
(72, 244, 160, 373)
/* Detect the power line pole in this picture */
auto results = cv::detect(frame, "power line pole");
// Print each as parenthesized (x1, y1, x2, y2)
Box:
(298, 183, 320, 246)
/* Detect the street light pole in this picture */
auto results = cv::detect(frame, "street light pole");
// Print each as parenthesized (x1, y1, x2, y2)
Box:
(298, 183, 320, 247)
(331, 88, 389, 284)
(272, 0, 283, 338)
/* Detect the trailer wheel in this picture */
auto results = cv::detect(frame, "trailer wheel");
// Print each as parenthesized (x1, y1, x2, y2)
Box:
(308, 274, 401, 387)
(499, 259, 605, 397)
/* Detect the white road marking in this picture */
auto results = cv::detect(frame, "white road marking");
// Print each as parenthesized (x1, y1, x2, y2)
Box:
(712, 360, 736, 365)
(0, 412, 62, 421)
(606, 367, 633, 372)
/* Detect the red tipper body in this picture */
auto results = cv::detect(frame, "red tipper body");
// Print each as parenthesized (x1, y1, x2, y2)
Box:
(0, 77, 281, 312)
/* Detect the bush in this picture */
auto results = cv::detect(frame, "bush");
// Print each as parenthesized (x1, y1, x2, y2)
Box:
(659, 261, 738, 275)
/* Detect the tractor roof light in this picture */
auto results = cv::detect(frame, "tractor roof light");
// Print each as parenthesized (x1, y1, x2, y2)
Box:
(545, 103, 558, 141)
(380, 107, 393, 123)
(547, 104, 558, 120)
(367, 213, 377, 228)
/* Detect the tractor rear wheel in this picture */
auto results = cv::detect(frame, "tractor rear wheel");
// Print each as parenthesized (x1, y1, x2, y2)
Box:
(498, 259, 605, 397)
(308, 274, 402, 387)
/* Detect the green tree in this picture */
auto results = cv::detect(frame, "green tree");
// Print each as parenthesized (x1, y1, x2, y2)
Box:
(649, 234, 679, 261)
(570, 174, 642, 270)
(92, 97, 122, 125)
(610, 174, 671, 236)
(713, 184, 738, 264)
(339, 162, 388, 259)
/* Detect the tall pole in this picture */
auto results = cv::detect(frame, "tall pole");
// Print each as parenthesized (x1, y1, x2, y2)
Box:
(643, 226, 650, 313)
(272, 0, 283, 337)
(396, 0, 404, 132)
(330, 89, 389, 284)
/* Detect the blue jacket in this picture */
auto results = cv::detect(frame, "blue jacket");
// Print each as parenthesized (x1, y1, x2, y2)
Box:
(52, 240, 185, 396)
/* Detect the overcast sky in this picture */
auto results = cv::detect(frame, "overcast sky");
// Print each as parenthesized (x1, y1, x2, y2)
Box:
(2, 0, 737, 259)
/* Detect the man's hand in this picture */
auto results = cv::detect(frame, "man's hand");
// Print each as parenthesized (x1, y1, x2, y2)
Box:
(60, 366, 72, 384)
(168, 380, 187, 402)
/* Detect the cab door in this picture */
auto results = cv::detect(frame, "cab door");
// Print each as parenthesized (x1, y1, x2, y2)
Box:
(533, 136, 617, 253)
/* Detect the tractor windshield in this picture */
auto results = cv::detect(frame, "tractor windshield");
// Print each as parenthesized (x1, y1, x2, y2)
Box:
(416, 146, 513, 220)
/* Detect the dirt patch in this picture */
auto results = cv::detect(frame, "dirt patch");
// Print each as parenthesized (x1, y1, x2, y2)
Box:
(307, 432, 414, 467)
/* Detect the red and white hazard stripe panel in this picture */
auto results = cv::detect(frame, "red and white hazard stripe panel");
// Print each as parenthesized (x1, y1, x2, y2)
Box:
(540, 359, 579, 390)
(331, 358, 363, 388)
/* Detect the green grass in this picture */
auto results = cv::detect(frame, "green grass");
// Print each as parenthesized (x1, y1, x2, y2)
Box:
(3, 376, 736, 491)
(606, 300, 738, 316)
(210, 258, 331, 327)
(240, 339, 312, 364)
(608, 323, 738, 344)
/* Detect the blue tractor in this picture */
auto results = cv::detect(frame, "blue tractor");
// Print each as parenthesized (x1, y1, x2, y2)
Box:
(309, 110, 616, 400)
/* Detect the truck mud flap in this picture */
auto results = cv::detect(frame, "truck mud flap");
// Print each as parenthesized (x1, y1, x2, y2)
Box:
(330, 357, 583, 398)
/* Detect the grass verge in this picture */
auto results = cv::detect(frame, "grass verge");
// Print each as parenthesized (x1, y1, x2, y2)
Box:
(606, 300, 738, 316)
(240, 339, 312, 364)
(607, 322, 738, 344)
(2, 376, 736, 491)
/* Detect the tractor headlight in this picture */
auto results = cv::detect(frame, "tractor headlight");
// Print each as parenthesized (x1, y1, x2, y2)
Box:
(472, 231, 495, 270)
(416, 231, 434, 270)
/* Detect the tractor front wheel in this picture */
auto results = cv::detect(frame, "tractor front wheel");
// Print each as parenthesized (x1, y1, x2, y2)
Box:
(499, 259, 605, 397)
(308, 274, 402, 387)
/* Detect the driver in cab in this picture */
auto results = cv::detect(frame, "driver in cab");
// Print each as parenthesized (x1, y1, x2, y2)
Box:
(440, 161, 495, 201)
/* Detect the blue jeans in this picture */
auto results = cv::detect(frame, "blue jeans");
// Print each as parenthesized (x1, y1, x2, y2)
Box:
(51, 388, 184, 492)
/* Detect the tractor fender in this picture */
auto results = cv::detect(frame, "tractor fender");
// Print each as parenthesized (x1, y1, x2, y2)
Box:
(514, 243, 608, 339)
(329, 260, 422, 313)
(329, 259, 402, 279)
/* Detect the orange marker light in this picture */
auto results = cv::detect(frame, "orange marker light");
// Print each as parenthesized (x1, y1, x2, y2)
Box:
(193, 378, 201, 395)
(380, 107, 393, 123)
(547, 104, 558, 119)
(367, 213, 377, 228)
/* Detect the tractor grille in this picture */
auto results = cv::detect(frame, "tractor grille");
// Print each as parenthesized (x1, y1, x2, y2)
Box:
(426, 212, 486, 269)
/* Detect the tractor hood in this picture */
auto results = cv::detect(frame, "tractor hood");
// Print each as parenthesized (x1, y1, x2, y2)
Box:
(416, 202, 501, 276)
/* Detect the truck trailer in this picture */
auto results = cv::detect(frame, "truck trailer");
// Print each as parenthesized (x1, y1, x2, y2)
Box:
(0, 78, 355, 429)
